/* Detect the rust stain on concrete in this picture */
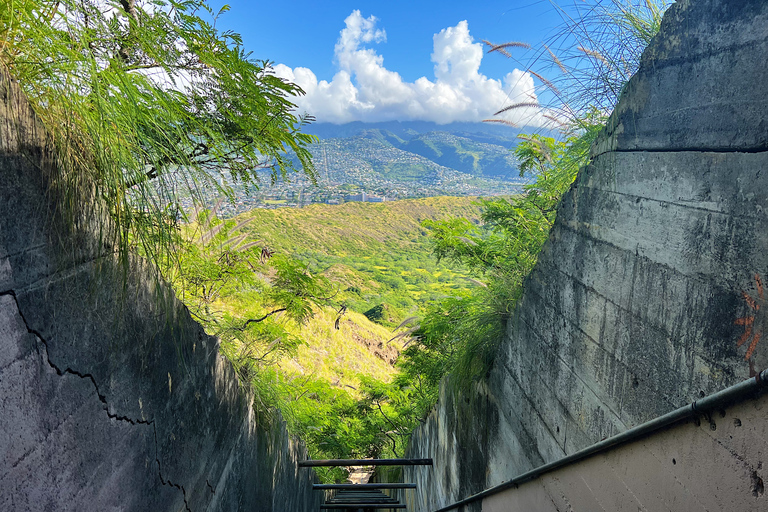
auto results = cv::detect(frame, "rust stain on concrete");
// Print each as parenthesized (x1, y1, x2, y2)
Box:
(736, 274, 765, 361)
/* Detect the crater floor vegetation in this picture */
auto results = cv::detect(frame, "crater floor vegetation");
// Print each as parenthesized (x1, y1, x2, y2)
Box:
(166, 196, 485, 481)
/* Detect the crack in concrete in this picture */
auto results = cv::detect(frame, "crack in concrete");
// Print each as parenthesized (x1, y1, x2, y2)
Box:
(152, 426, 193, 512)
(0, 242, 48, 261)
(4, 288, 192, 512)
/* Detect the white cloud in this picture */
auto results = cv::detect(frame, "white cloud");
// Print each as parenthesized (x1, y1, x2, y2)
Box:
(274, 11, 545, 126)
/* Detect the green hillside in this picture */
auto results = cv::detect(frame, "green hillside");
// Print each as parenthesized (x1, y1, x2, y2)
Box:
(401, 132, 519, 178)
(178, 195, 486, 392)
(234, 196, 480, 254)
(169, 196, 488, 477)
(235, 196, 483, 320)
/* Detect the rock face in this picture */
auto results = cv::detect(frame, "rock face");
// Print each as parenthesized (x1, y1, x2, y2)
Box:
(0, 69, 318, 510)
(403, 0, 768, 510)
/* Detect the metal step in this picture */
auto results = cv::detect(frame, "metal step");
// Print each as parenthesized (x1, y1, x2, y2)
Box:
(319, 505, 406, 510)
(313, 483, 416, 490)
(299, 458, 432, 467)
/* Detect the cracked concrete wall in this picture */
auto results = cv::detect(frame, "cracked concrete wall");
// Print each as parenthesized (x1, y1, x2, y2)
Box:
(401, 0, 768, 510)
(0, 70, 319, 510)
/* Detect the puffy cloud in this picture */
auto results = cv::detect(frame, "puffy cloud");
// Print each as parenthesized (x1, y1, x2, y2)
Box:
(274, 11, 546, 126)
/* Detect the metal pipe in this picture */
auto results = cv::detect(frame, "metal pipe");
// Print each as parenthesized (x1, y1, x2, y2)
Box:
(314, 484, 417, 490)
(300, 458, 432, 467)
(435, 369, 768, 511)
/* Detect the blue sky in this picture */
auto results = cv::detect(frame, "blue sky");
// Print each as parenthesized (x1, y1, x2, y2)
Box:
(207, 1, 571, 125)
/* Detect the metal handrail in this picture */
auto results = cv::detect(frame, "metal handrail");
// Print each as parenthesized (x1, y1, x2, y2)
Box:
(435, 369, 768, 511)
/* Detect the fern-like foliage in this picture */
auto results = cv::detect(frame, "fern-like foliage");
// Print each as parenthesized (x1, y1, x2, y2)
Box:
(0, 0, 316, 272)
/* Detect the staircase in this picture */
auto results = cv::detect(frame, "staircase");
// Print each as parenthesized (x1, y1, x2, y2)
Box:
(299, 458, 432, 511)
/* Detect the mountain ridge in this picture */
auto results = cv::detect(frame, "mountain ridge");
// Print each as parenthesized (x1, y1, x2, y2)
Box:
(306, 126, 523, 184)
(304, 120, 528, 142)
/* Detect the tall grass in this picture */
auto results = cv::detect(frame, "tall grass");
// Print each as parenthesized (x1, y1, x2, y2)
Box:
(488, 0, 670, 132)
(0, 0, 315, 275)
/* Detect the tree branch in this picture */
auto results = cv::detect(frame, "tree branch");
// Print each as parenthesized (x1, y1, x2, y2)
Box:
(236, 308, 287, 330)
(373, 400, 402, 458)
(117, 0, 140, 64)
(120, 0, 139, 21)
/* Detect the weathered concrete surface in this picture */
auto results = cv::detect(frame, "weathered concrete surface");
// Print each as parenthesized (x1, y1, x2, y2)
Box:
(482, 391, 768, 512)
(593, 0, 768, 156)
(402, 0, 768, 510)
(0, 69, 319, 510)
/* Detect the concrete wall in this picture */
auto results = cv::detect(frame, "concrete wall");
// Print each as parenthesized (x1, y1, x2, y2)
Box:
(481, 391, 768, 512)
(403, 0, 768, 509)
(0, 68, 319, 510)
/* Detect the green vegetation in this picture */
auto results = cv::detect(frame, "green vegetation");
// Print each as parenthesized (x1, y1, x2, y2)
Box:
(0, 0, 315, 267)
(2, 0, 670, 486)
(167, 0, 665, 485)
(0, 0, 487, 482)
(233, 196, 483, 321)
(165, 196, 483, 482)
(401, 132, 518, 179)
(398, 130, 598, 395)
(400, 0, 670, 400)
(159, 0, 667, 484)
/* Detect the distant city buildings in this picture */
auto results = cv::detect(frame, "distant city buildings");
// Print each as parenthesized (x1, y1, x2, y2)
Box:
(344, 191, 386, 203)
(164, 131, 526, 218)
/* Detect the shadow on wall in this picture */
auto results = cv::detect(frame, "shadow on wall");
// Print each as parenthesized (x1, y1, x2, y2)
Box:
(0, 66, 319, 511)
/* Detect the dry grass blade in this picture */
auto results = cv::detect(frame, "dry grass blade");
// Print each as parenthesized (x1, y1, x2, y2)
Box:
(402, 336, 420, 348)
(393, 316, 419, 332)
(545, 44, 568, 74)
(483, 40, 532, 58)
(201, 223, 224, 244)
(230, 217, 255, 233)
(543, 114, 567, 127)
(577, 46, 609, 65)
(223, 233, 247, 248)
(528, 69, 561, 96)
(482, 119, 519, 127)
(518, 134, 553, 159)
(237, 241, 261, 252)
(482, 40, 510, 58)
(388, 324, 420, 344)
(494, 102, 540, 116)
(209, 196, 226, 219)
